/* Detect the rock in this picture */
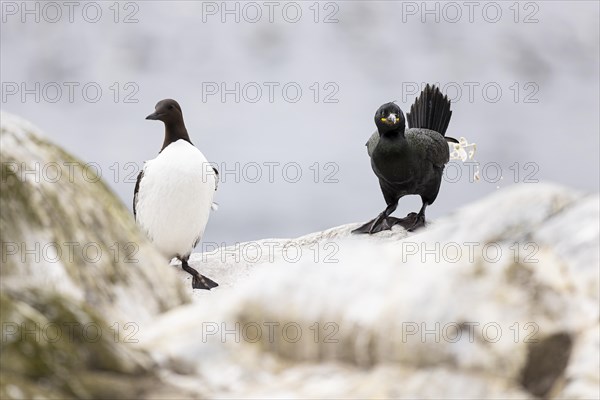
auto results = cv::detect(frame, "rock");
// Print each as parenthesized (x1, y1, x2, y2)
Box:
(143, 183, 599, 399)
(0, 112, 191, 398)
(0, 112, 188, 324)
(0, 287, 154, 399)
(2, 112, 598, 399)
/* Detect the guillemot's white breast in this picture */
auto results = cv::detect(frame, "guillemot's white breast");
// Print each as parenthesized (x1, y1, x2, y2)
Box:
(135, 139, 216, 260)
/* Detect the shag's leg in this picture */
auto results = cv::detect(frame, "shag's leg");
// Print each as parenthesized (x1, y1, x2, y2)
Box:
(405, 202, 428, 232)
(352, 202, 398, 234)
(181, 258, 218, 290)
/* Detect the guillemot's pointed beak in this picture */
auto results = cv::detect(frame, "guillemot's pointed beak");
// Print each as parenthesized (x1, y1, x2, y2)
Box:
(146, 112, 160, 120)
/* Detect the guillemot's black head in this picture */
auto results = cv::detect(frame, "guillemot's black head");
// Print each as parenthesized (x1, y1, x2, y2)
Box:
(374, 102, 405, 135)
(146, 99, 192, 151)
(146, 99, 184, 124)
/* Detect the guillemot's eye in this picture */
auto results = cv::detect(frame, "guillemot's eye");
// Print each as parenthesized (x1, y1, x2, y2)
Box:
(169, 105, 174, 110)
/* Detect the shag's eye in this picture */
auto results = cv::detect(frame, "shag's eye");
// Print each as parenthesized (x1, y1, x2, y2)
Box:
(169, 105, 174, 110)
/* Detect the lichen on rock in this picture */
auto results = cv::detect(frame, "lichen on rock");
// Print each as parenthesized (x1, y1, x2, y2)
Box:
(0, 112, 188, 323)
(0, 112, 193, 399)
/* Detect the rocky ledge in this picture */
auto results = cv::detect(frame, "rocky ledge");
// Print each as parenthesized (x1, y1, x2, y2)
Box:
(1, 112, 598, 399)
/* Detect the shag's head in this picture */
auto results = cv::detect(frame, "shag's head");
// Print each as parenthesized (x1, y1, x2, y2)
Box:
(146, 99, 184, 125)
(374, 102, 405, 135)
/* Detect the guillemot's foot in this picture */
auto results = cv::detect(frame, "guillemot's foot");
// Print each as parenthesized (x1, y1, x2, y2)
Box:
(191, 273, 219, 290)
(181, 260, 219, 290)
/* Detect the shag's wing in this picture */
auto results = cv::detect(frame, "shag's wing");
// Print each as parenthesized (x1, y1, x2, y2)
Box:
(365, 130, 379, 158)
(406, 128, 450, 168)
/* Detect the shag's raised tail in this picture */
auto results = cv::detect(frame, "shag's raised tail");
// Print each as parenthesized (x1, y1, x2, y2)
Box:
(406, 84, 457, 142)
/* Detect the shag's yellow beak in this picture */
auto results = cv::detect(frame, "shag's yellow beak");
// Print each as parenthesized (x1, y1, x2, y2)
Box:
(381, 113, 397, 124)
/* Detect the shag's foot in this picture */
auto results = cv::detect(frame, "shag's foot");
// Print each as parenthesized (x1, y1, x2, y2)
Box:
(387, 213, 417, 230)
(353, 212, 426, 234)
(352, 218, 378, 234)
(405, 213, 426, 232)
(191, 274, 219, 290)
(353, 216, 410, 234)
(352, 217, 394, 234)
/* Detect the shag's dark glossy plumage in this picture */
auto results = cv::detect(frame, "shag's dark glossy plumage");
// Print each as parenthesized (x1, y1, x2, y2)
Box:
(353, 85, 458, 234)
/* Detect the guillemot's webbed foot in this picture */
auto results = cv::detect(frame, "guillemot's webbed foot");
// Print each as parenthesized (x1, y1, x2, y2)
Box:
(181, 260, 219, 290)
(191, 273, 219, 290)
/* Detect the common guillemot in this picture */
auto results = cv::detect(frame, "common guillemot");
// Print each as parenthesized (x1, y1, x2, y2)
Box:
(353, 85, 459, 234)
(134, 99, 219, 290)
